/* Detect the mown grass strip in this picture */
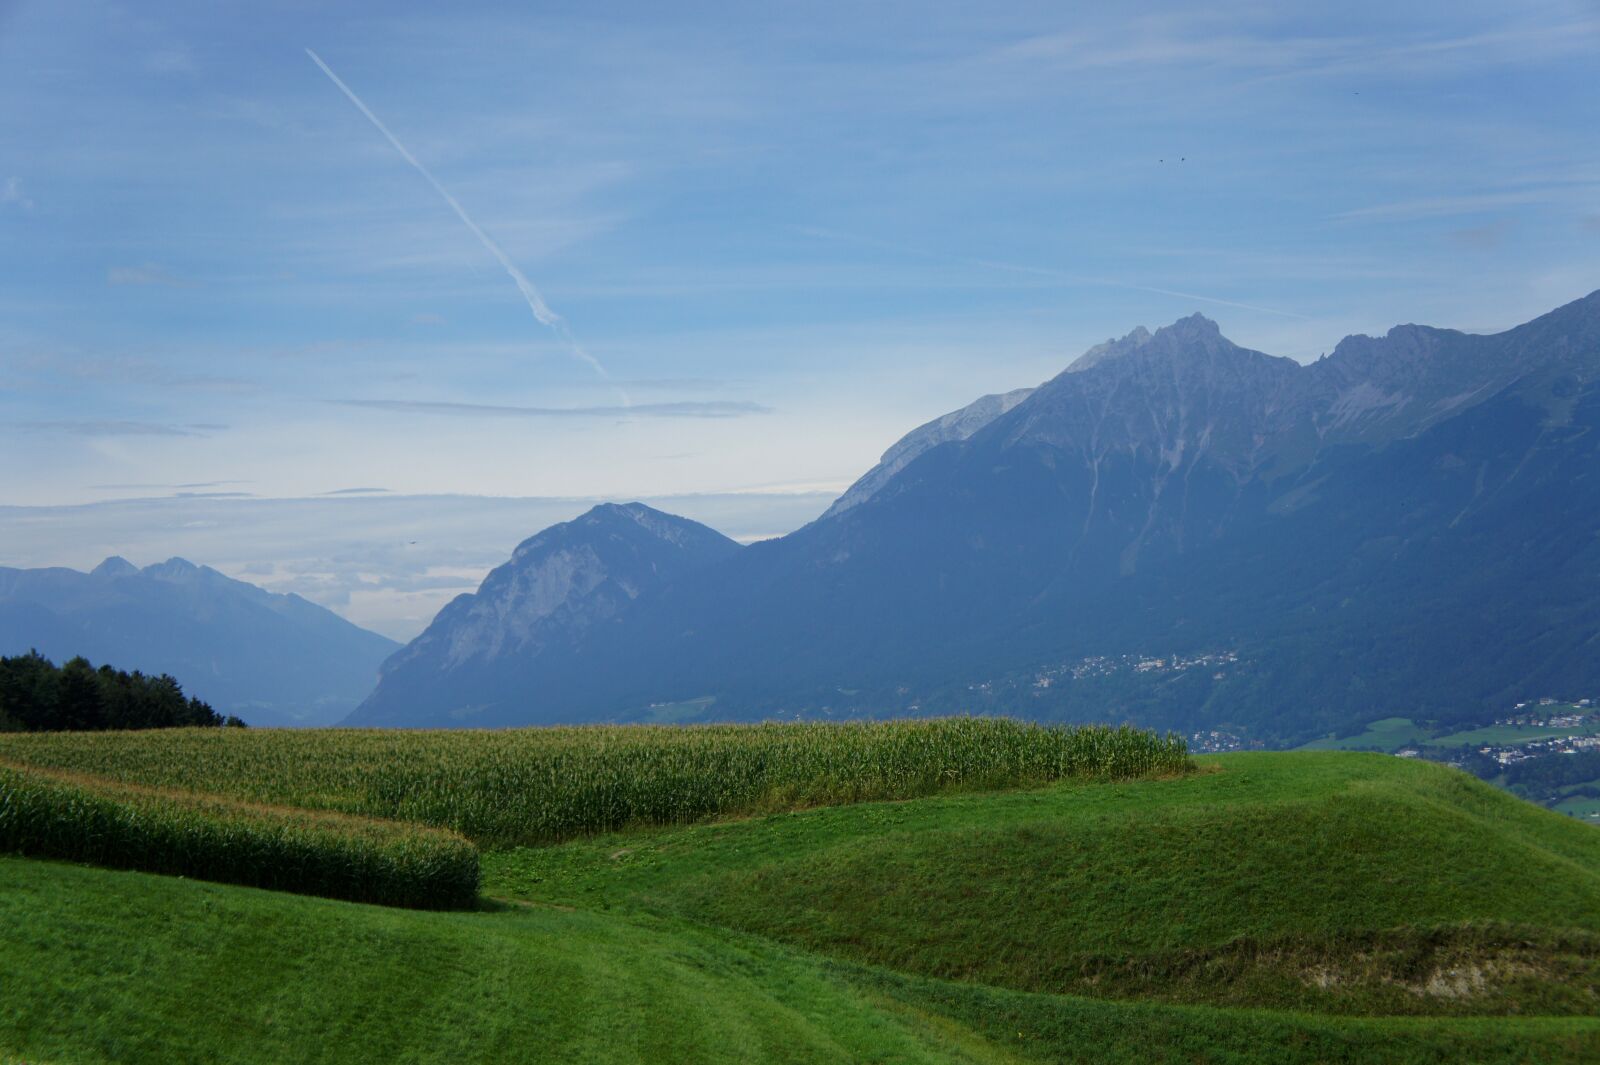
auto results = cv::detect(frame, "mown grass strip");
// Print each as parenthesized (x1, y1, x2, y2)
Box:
(0, 719, 1191, 847)
(0, 761, 478, 909)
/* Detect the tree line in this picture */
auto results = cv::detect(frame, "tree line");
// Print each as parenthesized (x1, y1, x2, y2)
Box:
(0, 651, 244, 732)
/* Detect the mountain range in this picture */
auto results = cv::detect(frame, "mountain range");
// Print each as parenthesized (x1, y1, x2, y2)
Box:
(0, 558, 398, 727)
(349, 289, 1600, 742)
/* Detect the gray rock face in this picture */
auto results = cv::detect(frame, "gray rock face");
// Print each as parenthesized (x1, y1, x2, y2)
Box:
(350, 290, 1600, 743)
(1063, 324, 1155, 374)
(348, 503, 740, 726)
(415, 502, 737, 670)
(996, 295, 1600, 495)
(823, 387, 1035, 519)
(1004, 314, 1304, 477)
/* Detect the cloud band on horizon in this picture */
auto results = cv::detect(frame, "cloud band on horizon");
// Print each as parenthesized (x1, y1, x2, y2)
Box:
(16, 420, 227, 437)
(334, 398, 771, 419)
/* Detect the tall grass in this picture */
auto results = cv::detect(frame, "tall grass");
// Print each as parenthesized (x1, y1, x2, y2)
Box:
(0, 761, 479, 908)
(0, 719, 1189, 847)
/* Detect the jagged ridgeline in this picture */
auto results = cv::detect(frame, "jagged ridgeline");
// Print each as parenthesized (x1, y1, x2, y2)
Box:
(351, 291, 1600, 741)
(0, 719, 1189, 851)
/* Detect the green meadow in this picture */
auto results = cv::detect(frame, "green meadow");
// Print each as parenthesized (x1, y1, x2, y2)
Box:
(1296, 716, 1435, 751)
(1, 729, 1597, 1064)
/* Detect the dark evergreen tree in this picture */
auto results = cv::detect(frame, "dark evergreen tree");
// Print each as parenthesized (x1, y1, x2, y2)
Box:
(0, 651, 230, 731)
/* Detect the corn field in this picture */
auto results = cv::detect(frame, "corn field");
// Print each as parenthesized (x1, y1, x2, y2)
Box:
(0, 761, 479, 908)
(0, 719, 1190, 848)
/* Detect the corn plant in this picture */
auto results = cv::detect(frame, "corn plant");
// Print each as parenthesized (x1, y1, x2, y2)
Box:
(0, 761, 479, 908)
(0, 718, 1190, 849)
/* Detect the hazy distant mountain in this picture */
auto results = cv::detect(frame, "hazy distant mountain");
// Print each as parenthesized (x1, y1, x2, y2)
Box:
(0, 558, 399, 726)
(353, 290, 1600, 743)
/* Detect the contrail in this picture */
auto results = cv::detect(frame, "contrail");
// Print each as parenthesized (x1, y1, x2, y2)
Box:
(305, 49, 616, 384)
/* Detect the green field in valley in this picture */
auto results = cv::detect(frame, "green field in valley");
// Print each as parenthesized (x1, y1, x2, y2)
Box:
(1297, 714, 1600, 752)
(1295, 716, 1435, 751)
(1, 732, 1598, 1063)
(639, 696, 718, 723)
(1429, 720, 1600, 747)
(1556, 794, 1600, 821)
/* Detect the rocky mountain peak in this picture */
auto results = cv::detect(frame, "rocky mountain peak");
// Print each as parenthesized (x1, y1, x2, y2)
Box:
(585, 501, 704, 546)
(1136, 314, 1242, 363)
(513, 502, 716, 562)
(584, 501, 650, 523)
(144, 557, 202, 580)
(1064, 314, 1238, 377)
(90, 556, 139, 579)
(1326, 323, 1451, 368)
(1161, 312, 1222, 340)
(1065, 324, 1154, 374)
(362, 504, 740, 691)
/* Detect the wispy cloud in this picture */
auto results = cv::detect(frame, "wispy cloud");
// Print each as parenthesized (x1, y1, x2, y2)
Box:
(566, 376, 736, 391)
(322, 487, 392, 495)
(334, 398, 770, 419)
(706, 476, 855, 497)
(990, 12, 1600, 82)
(0, 176, 32, 211)
(1446, 219, 1516, 252)
(36, 354, 254, 392)
(144, 48, 195, 75)
(107, 263, 197, 288)
(796, 226, 1310, 320)
(90, 480, 251, 491)
(1335, 187, 1596, 223)
(623, 377, 735, 390)
(19, 420, 227, 437)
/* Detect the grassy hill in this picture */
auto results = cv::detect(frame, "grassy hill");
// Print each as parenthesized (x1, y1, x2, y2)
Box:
(485, 753, 1600, 1016)
(0, 856, 986, 1065)
(1, 743, 1597, 1063)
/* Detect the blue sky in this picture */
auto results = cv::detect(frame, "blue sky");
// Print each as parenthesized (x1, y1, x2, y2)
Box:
(2, 1, 1598, 635)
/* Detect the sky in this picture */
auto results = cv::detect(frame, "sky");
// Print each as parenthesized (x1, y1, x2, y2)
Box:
(2, 1, 1598, 638)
